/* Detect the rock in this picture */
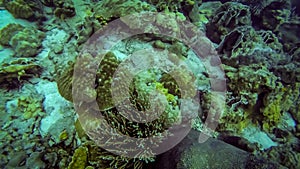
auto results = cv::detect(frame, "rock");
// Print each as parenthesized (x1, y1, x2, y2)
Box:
(36, 80, 75, 146)
(146, 130, 286, 169)
(7, 151, 27, 167)
(26, 152, 46, 168)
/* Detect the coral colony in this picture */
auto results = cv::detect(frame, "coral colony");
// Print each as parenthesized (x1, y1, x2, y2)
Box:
(0, 0, 299, 168)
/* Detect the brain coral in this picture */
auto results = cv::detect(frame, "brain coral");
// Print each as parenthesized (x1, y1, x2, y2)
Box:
(4, 0, 34, 19)
(0, 23, 45, 57)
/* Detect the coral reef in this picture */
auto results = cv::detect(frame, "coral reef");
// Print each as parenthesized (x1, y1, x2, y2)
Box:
(218, 26, 285, 68)
(0, 23, 45, 57)
(94, 0, 154, 22)
(222, 64, 290, 132)
(0, 83, 48, 168)
(1, 0, 300, 168)
(0, 23, 24, 46)
(52, 0, 76, 19)
(146, 0, 195, 12)
(10, 27, 45, 57)
(4, 0, 34, 19)
(67, 146, 88, 169)
(0, 58, 41, 88)
(206, 2, 252, 43)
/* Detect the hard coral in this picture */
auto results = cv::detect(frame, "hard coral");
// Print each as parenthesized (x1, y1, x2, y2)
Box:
(67, 146, 88, 169)
(146, 0, 195, 12)
(94, 0, 154, 22)
(0, 58, 41, 88)
(0, 23, 24, 46)
(0, 23, 45, 57)
(224, 63, 297, 132)
(10, 28, 45, 57)
(218, 26, 284, 68)
(206, 2, 251, 43)
(5, 0, 34, 19)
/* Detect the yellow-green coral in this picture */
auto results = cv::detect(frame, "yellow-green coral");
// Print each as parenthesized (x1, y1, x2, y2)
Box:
(67, 146, 88, 169)
(260, 83, 298, 131)
(96, 51, 121, 110)
(0, 58, 41, 87)
(17, 93, 43, 120)
(222, 63, 298, 132)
